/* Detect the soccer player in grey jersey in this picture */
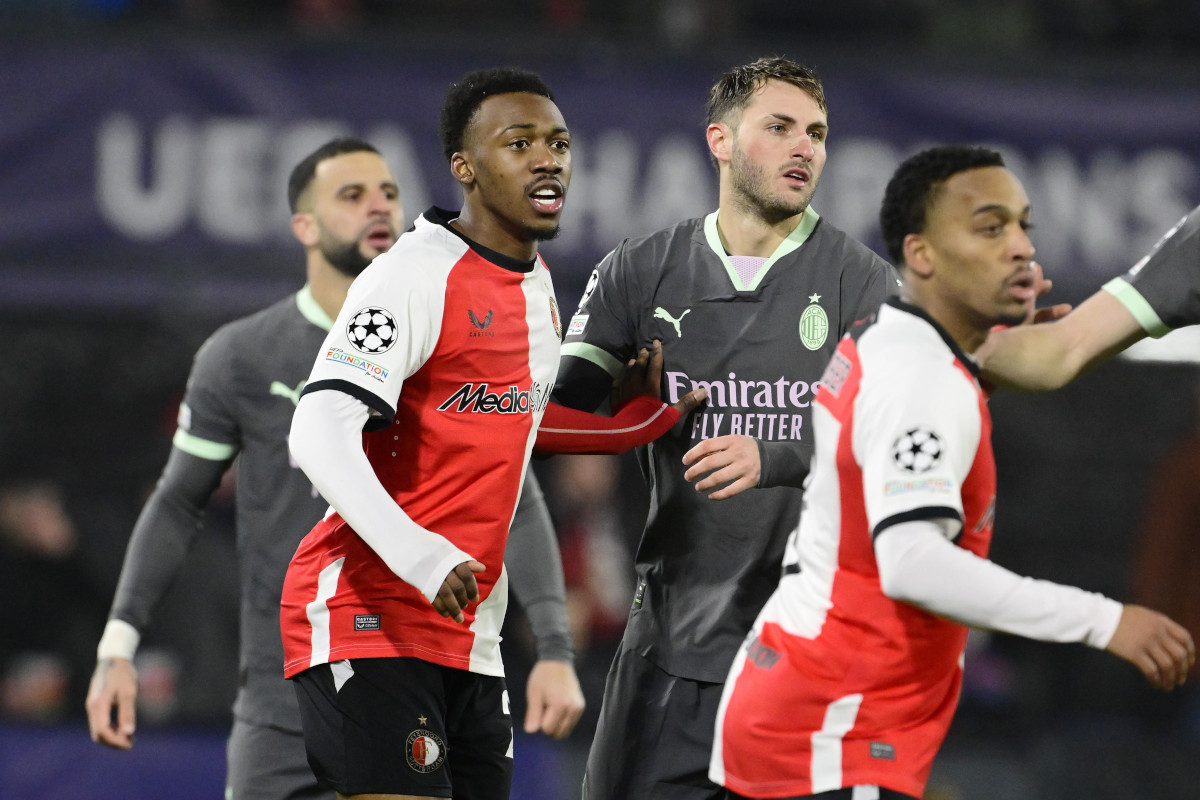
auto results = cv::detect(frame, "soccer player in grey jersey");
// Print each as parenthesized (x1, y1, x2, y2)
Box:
(85, 139, 585, 800)
(978, 202, 1200, 390)
(553, 58, 899, 799)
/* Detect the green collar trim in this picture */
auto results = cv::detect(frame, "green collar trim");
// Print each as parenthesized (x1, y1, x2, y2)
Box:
(296, 284, 335, 332)
(703, 206, 821, 292)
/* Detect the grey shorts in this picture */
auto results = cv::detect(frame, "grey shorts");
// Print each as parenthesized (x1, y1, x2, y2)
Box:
(226, 717, 331, 800)
(583, 646, 728, 800)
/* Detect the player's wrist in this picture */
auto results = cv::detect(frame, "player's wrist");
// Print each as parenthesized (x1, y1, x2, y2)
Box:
(96, 619, 140, 661)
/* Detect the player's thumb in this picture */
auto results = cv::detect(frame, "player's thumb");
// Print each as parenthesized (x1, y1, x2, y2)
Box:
(524, 688, 543, 733)
(466, 559, 486, 574)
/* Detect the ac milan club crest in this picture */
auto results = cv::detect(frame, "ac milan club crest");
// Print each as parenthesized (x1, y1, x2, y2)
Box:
(405, 728, 447, 773)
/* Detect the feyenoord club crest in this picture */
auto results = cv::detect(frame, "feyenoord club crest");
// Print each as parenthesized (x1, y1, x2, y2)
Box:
(549, 296, 562, 340)
(406, 728, 447, 773)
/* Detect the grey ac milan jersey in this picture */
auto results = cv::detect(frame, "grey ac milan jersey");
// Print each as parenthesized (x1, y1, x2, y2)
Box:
(1103, 203, 1200, 335)
(557, 208, 899, 681)
(170, 287, 334, 728)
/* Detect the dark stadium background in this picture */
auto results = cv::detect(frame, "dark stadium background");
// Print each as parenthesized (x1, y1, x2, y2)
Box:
(2, 1, 1199, 797)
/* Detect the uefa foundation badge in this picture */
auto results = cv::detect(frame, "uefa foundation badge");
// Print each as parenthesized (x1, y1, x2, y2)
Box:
(406, 726, 447, 773)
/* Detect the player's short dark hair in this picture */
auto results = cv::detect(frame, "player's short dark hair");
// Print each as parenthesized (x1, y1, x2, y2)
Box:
(439, 67, 556, 163)
(287, 138, 381, 213)
(705, 57, 827, 128)
(879, 145, 1006, 266)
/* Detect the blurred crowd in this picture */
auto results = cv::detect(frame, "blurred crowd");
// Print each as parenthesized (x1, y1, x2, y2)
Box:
(2, 0, 1199, 52)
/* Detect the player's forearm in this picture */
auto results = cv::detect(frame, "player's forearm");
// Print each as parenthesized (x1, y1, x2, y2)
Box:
(979, 291, 1145, 391)
(505, 469, 574, 663)
(107, 447, 229, 636)
(289, 390, 471, 602)
(876, 520, 1123, 647)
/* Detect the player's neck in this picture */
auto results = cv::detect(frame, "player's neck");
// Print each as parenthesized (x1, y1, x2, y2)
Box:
(715, 196, 803, 258)
(452, 206, 538, 262)
(904, 287, 989, 354)
(307, 259, 353, 321)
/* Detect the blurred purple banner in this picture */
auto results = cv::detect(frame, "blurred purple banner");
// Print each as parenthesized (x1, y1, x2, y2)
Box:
(2, 42, 1197, 310)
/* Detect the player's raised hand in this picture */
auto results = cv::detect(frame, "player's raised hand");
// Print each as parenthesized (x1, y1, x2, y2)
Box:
(85, 657, 138, 749)
(1106, 604, 1195, 690)
(682, 434, 762, 500)
(523, 660, 586, 739)
(1025, 261, 1072, 324)
(433, 560, 485, 623)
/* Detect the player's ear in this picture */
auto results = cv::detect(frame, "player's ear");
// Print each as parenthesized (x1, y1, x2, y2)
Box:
(706, 123, 732, 165)
(451, 152, 474, 187)
(903, 233, 934, 279)
(291, 212, 318, 247)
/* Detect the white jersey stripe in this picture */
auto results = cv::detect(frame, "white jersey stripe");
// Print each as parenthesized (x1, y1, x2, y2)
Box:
(306, 557, 344, 667)
(810, 692, 863, 793)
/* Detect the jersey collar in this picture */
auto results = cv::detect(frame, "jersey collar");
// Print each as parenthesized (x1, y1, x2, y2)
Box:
(704, 205, 821, 292)
(884, 296, 981, 377)
(296, 284, 335, 332)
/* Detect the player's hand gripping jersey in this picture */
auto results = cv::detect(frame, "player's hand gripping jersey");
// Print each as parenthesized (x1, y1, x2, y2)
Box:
(1103, 203, 1200, 335)
(280, 208, 559, 679)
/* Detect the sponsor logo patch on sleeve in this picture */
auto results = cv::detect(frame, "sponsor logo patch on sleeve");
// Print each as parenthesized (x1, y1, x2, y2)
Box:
(567, 314, 588, 337)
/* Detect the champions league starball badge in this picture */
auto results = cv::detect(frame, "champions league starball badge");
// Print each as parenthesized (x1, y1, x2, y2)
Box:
(347, 306, 399, 354)
(891, 426, 944, 473)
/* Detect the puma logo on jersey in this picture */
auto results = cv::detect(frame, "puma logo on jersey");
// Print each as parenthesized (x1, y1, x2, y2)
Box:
(653, 307, 691, 337)
(270, 380, 306, 407)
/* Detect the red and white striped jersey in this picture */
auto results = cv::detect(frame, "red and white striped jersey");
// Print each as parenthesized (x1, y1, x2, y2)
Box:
(712, 298, 996, 799)
(280, 208, 561, 679)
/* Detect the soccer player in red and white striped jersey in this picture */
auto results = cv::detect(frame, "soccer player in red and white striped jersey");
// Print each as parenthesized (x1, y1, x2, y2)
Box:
(280, 68, 572, 800)
(711, 145, 1194, 800)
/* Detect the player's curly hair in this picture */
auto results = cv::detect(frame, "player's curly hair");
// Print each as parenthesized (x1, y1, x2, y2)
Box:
(439, 67, 556, 163)
(287, 138, 381, 213)
(705, 57, 827, 128)
(879, 145, 1006, 266)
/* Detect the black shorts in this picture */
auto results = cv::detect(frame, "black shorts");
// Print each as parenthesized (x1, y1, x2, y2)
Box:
(292, 657, 512, 799)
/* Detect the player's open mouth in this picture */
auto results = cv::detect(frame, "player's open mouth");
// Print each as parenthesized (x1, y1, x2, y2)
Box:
(528, 180, 564, 214)
(1006, 272, 1036, 301)
(365, 224, 394, 248)
(783, 167, 811, 187)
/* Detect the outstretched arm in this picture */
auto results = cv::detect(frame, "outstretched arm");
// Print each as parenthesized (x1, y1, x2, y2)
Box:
(86, 447, 230, 749)
(876, 520, 1194, 689)
(978, 290, 1146, 391)
(506, 470, 585, 739)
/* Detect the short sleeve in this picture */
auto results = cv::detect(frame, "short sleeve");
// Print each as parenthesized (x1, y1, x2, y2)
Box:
(560, 244, 639, 380)
(173, 328, 241, 462)
(301, 246, 447, 420)
(1105, 204, 1200, 335)
(855, 361, 982, 541)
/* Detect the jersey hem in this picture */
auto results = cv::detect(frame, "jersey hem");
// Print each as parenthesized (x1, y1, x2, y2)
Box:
(284, 643, 504, 679)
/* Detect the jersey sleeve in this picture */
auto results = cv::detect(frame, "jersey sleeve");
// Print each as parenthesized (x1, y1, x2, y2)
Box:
(534, 397, 681, 454)
(300, 249, 444, 427)
(171, 327, 242, 462)
(840, 253, 902, 334)
(1103, 204, 1200, 335)
(856, 360, 981, 541)
(556, 245, 641, 410)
